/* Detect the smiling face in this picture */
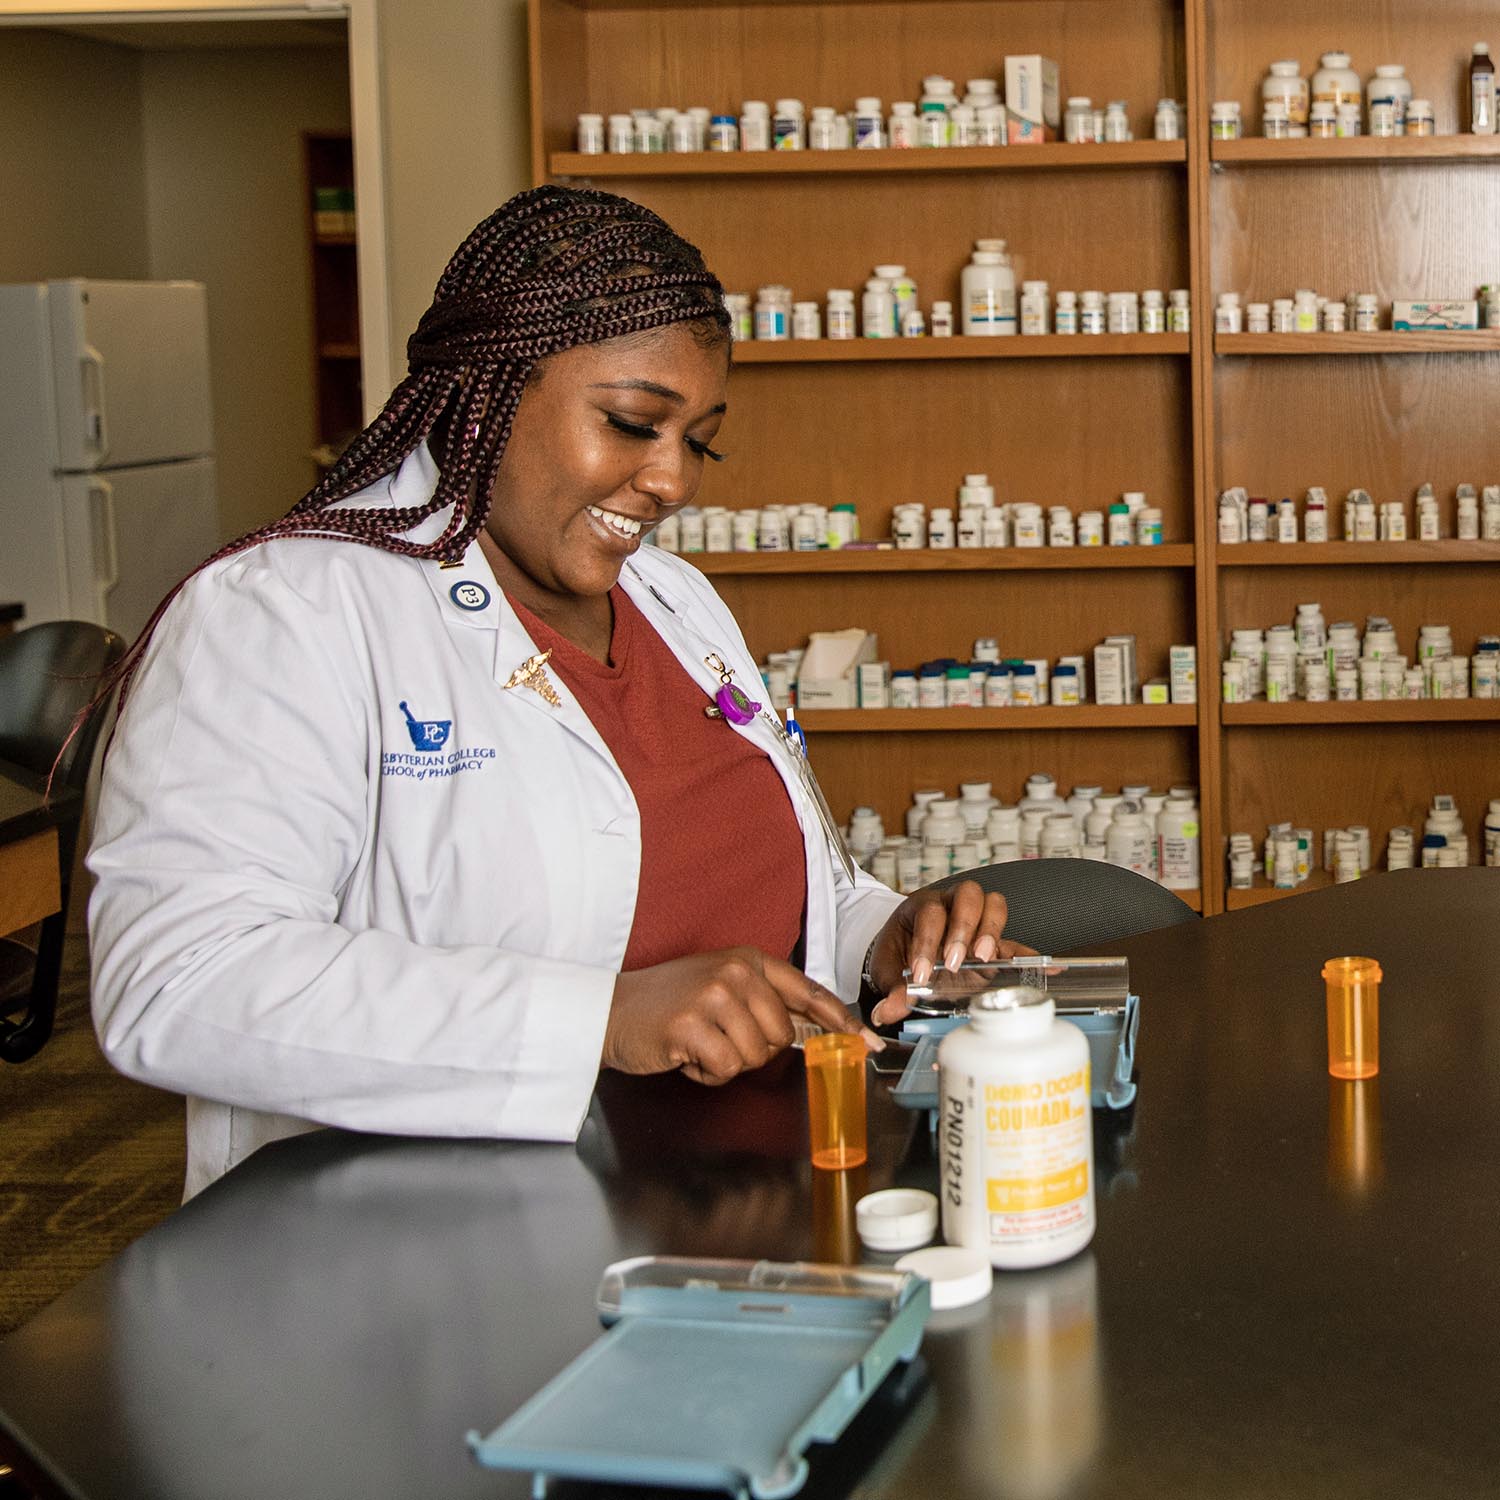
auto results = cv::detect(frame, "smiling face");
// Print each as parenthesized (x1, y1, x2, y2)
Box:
(480, 321, 729, 629)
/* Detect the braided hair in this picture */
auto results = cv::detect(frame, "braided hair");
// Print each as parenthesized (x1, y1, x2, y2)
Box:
(101, 184, 730, 717)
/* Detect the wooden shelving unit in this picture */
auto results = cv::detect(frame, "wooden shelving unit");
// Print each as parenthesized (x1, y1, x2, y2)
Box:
(302, 132, 361, 475)
(531, 0, 1500, 912)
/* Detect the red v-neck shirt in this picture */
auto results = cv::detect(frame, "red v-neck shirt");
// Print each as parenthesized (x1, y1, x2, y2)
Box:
(509, 587, 807, 972)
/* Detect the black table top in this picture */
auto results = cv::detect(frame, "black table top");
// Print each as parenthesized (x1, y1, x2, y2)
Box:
(0, 760, 74, 847)
(3, 868, 1499, 1500)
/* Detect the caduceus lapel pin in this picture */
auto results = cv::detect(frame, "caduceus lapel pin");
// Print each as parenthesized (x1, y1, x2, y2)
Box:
(502, 650, 562, 707)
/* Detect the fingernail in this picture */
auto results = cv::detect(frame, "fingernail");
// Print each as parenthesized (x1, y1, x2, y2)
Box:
(944, 942, 965, 973)
(860, 1027, 886, 1052)
(973, 935, 997, 962)
(911, 957, 933, 987)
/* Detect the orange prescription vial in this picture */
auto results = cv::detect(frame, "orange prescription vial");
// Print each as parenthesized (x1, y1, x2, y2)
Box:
(1322, 956, 1381, 1079)
(803, 1032, 868, 1170)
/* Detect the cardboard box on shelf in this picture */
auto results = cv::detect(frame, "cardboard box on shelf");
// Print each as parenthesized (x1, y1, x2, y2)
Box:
(1004, 55, 1059, 142)
(797, 630, 879, 710)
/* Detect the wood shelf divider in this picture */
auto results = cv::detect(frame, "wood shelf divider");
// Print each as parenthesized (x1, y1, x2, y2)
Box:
(686, 544, 1196, 575)
(1217, 332, 1500, 356)
(799, 706, 1197, 733)
(551, 141, 1187, 179)
(1222, 701, 1500, 726)
(1212, 136, 1500, 166)
(1216, 541, 1500, 566)
(733, 334, 1188, 363)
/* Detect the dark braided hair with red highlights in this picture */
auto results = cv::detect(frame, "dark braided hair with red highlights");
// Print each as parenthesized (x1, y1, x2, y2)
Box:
(92, 184, 730, 729)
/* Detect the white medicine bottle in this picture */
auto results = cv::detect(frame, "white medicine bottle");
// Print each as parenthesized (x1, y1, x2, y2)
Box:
(1262, 60, 1309, 125)
(938, 986, 1095, 1270)
(962, 246, 1017, 335)
(1312, 51, 1360, 109)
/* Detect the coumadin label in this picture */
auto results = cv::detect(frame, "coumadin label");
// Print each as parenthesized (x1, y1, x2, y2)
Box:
(948, 1063, 1091, 1247)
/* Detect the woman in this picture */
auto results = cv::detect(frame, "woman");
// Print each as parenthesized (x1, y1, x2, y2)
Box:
(89, 186, 1020, 1197)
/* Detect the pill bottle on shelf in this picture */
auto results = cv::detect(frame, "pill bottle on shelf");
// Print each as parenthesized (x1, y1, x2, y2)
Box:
(888, 101, 919, 148)
(740, 100, 771, 151)
(1210, 101, 1241, 140)
(1309, 101, 1337, 137)
(1263, 60, 1310, 125)
(1406, 98, 1435, 136)
(1367, 65, 1411, 129)
(1066, 94, 1096, 142)
(961, 247, 1017, 335)
(1313, 51, 1361, 110)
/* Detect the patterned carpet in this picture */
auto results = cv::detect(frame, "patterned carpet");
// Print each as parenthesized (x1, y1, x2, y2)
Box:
(0, 935, 184, 1335)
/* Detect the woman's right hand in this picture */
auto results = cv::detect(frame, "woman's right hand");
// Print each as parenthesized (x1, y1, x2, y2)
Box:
(605, 949, 880, 1086)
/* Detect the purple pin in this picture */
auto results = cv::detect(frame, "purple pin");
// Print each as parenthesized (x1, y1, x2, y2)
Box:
(715, 680, 761, 725)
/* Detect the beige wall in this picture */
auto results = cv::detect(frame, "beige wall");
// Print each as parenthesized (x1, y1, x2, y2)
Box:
(0, 30, 149, 281)
(140, 46, 351, 538)
(375, 0, 531, 383)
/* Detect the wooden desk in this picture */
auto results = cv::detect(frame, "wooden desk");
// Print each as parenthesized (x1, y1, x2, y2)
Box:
(0, 763, 62, 937)
(1, 870, 1498, 1499)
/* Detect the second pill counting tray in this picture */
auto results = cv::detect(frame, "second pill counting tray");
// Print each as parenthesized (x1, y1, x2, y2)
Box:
(466, 1256, 930, 1500)
(891, 956, 1141, 1114)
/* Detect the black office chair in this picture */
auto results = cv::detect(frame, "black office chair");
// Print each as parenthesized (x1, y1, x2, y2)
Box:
(932, 857, 1199, 955)
(0, 621, 126, 1063)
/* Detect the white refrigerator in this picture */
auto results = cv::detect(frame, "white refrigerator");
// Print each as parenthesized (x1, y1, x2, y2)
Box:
(0, 279, 220, 642)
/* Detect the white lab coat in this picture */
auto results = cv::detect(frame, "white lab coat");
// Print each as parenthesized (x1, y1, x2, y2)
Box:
(89, 443, 902, 1197)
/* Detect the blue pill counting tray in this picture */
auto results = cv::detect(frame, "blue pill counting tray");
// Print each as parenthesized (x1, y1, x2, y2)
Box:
(467, 1256, 931, 1500)
(892, 957, 1141, 1114)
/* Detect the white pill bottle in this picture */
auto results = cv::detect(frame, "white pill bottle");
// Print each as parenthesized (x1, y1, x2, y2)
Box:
(939, 986, 1095, 1269)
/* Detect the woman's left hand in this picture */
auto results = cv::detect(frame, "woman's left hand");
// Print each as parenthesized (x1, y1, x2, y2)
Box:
(865, 881, 1036, 1027)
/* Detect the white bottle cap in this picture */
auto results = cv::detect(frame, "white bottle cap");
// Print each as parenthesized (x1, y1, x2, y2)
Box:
(895, 1245, 994, 1309)
(856, 1189, 939, 1251)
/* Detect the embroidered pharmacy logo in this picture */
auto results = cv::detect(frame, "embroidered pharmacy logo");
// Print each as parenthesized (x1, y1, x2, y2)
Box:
(449, 580, 490, 611)
(399, 701, 451, 751)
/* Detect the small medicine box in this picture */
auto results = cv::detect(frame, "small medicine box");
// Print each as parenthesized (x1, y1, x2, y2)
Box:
(1392, 300, 1479, 331)
(797, 629, 878, 710)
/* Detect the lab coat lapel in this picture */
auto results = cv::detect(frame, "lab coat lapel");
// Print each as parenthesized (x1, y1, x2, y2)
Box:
(419, 543, 616, 767)
(617, 561, 787, 765)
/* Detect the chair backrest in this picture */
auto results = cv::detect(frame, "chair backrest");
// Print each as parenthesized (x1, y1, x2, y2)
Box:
(933, 858, 1199, 955)
(0, 621, 126, 791)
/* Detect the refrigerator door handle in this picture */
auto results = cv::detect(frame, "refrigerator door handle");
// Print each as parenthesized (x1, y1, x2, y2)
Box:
(89, 477, 120, 606)
(81, 342, 109, 461)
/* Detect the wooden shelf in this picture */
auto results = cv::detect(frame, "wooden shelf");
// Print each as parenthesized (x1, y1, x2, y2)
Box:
(318, 342, 360, 360)
(1217, 332, 1500, 356)
(1217, 541, 1500, 567)
(798, 706, 1196, 732)
(734, 334, 1188, 363)
(687, 544, 1196, 574)
(551, 141, 1186, 178)
(1222, 701, 1500, 726)
(315, 233, 356, 246)
(1212, 137, 1500, 166)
